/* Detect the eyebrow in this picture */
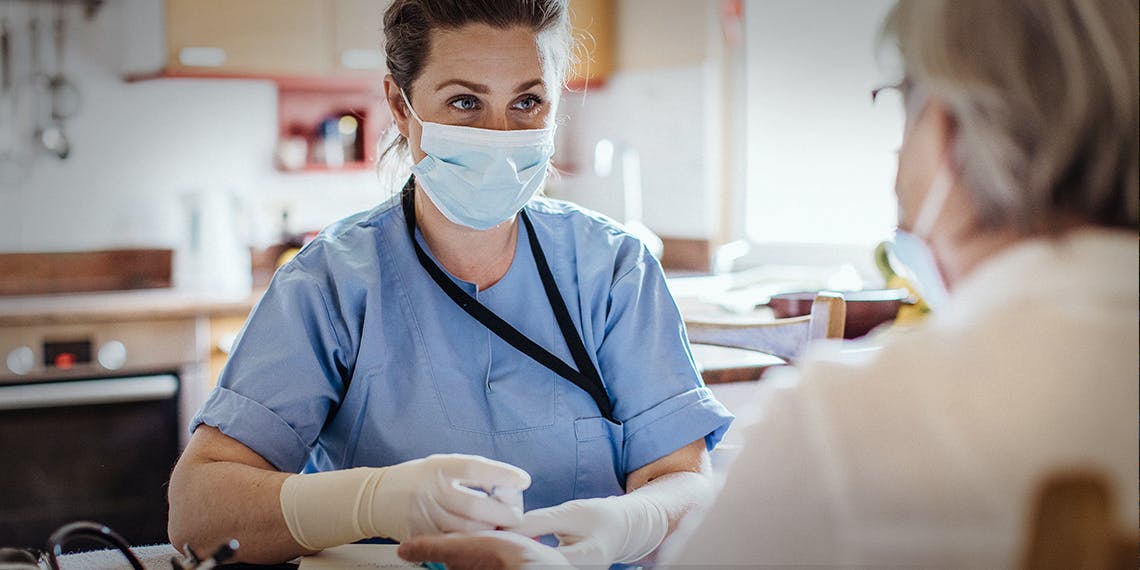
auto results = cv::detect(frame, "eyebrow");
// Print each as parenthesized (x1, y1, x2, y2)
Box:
(434, 78, 545, 94)
(514, 79, 544, 92)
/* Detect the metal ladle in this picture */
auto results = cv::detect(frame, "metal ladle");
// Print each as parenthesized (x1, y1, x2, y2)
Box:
(28, 18, 56, 158)
(41, 6, 78, 160)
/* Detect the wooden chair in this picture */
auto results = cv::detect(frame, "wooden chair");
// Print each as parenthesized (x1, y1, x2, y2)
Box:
(684, 291, 847, 362)
(1021, 471, 1138, 570)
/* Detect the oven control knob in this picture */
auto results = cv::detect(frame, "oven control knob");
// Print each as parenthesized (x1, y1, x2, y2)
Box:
(6, 346, 35, 375)
(98, 340, 128, 370)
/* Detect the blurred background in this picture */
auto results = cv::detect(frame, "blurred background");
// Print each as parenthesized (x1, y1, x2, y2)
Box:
(0, 0, 904, 282)
(0, 0, 909, 548)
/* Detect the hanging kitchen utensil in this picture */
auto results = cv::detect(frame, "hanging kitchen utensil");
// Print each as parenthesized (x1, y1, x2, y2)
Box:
(28, 16, 53, 155)
(0, 18, 11, 95)
(0, 15, 38, 184)
(41, 2, 77, 160)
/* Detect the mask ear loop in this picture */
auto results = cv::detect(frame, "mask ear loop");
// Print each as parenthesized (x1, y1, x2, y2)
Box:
(912, 166, 952, 238)
(399, 89, 424, 126)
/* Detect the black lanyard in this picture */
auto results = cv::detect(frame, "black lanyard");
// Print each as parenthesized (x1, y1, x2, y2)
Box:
(401, 181, 617, 424)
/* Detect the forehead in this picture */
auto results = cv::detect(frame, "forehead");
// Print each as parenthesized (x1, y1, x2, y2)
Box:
(417, 23, 546, 87)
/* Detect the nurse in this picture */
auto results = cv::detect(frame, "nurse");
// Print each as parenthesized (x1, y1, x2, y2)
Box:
(166, 0, 733, 565)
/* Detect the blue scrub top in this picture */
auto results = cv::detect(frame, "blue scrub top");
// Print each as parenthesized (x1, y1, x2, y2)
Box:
(192, 195, 733, 511)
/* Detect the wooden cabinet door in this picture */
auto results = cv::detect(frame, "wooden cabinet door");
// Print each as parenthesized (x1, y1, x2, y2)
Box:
(568, 0, 615, 86)
(329, 0, 387, 75)
(166, 0, 328, 75)
(207, 313, 249, 388)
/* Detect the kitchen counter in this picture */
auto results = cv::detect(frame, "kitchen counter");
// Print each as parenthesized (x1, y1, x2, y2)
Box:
(0, 286, 780, 383)
(0, 288, 265, 326)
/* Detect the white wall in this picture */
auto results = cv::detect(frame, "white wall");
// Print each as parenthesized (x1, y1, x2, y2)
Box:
(744, 0, 902, 248)
(548, 0, 721, 239)
(0, 0, 726, 254)
(550, 63, 717, 239)
(0, 1, 390, 253)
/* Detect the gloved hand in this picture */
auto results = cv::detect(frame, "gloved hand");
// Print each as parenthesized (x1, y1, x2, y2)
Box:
(398, 530, 573, 570)
(510, 495, 668, 566)
(280, 454, 531, 550)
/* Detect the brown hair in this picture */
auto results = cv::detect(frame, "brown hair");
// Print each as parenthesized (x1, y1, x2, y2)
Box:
(379, 0, 572, 175)
(882, 0, 1139, 234)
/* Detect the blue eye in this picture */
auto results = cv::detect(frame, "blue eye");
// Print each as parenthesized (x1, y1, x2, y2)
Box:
(513, 95, 543, 112)
(449, 96, 480, 111)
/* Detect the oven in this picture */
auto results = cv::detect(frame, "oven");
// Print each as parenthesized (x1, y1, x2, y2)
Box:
(0, 319, 200, 550)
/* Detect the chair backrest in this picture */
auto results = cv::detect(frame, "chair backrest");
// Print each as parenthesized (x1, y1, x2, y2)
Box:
(684, 291, 846, 361)
(1021, 471, 1138, 570)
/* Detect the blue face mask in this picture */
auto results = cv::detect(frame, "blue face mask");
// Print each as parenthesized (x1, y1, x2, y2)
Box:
(893, 166, 952, 311)
(401, 90, 555, 230)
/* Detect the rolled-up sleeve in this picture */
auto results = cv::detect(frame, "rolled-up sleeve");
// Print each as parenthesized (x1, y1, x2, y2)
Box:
(190, 260, 351, 473)
(598, 248, 734, 474)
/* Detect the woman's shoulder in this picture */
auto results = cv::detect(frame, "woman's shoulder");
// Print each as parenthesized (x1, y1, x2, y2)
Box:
(526, 197, 643, 250)
(526, 196, 659, 286)
(282, 196, 403, 276)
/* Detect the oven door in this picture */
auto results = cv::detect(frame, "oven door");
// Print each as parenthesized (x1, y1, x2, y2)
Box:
(0, 373, 180, 550)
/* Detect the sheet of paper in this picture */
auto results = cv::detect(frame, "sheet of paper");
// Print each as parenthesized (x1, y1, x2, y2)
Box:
(299, 544, 422, 569)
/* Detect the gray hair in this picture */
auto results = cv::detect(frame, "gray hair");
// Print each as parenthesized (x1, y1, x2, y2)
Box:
(882, 0, 1139, 234)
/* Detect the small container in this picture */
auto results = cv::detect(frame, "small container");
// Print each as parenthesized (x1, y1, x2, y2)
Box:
(275, 136, 308, 171)
(313, 117, 344, 168)
(768, 288, 913, 339)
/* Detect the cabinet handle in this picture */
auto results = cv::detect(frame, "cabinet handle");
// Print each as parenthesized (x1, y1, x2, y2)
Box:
(179, 46, 228, 67)
(0, 374, 178, 410)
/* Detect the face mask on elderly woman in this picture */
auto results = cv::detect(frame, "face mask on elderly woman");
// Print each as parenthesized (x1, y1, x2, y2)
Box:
(401, 90, 556, 231)
(893, 165, 952, 312)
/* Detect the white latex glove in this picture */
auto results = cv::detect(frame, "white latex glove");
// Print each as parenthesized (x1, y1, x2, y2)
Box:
(398, 530, 573, 570)
(510, 495, 668, 566)
(280, 454, 531, 550)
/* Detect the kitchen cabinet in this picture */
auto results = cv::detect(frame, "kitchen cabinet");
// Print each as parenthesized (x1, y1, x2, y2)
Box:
(165, 0, 385, 77)
(208, 313, 248, 388)
(329, 0, 386, 74)
(568, 0, 615, 87)
(161, 0, 390, 172)
(166, 0, 329, 76)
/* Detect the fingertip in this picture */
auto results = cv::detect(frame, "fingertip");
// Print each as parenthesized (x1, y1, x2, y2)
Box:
(464, 456, 532, 489)
(395, 540, 421, 561)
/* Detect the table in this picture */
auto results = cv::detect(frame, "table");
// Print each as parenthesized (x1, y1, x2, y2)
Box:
(54, 545, 296, 570)
(691, 343, 786, 384)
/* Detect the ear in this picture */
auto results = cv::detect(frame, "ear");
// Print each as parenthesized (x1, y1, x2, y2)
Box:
(384, 75, 411, 138)
(925, 98, 958, 166)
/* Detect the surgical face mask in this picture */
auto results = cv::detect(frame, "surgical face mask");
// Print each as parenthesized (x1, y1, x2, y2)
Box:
(401, 90, 555, 230)
(892, 167, 952, 311)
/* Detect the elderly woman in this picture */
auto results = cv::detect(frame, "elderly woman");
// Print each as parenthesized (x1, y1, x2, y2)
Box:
(398, 0, 1138, 567)
(166, 0, 732, 565)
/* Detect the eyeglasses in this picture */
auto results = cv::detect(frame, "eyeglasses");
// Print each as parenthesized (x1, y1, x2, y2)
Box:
(871, 76, 914, 106)
(872, 76, 928, 124)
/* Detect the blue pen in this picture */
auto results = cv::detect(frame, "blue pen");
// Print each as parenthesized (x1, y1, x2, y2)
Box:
(421, 562, 446, 570)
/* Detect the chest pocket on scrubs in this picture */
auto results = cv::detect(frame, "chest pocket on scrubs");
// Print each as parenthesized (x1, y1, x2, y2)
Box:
(430, 329, 558, 434)
(574, 416, 626, 498)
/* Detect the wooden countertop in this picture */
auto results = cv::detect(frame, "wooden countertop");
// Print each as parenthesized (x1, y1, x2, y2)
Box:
(0, 288, 264, 326)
